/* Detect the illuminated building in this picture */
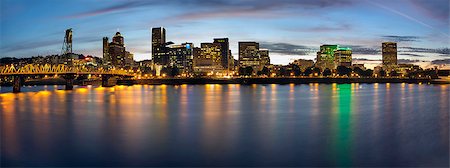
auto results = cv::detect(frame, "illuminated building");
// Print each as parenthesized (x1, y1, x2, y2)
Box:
(193, 43, 223, 73)
(316, 45, 338, 70)
(316, 45, 352, 69)
(334, 47, 352, 67)
(382, 42, 397, 66)
(102, 32, 133, 68)
(213, 38, 232, 70)
(167, 43, 194, 73)
(102, 37, 110, 64)
(152, 27, 167, 65)
(239, 42, 261, 71)
(259, 49, 270, 69)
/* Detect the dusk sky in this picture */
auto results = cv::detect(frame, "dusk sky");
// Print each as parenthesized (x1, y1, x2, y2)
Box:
(1, 0, 449, 64)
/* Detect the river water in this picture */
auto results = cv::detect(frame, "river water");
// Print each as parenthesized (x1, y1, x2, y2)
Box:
(1, 84, 448, 166)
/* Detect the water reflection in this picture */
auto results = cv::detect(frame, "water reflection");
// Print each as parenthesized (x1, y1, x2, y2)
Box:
(0, 84, 448, 167)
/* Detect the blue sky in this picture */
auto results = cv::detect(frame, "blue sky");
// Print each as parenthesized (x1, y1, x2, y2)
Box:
(1, 0, 449, 64)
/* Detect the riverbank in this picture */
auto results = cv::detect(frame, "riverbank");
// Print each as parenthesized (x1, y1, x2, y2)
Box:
(1, 77, 448, 87)
(119, 77, 447, 85)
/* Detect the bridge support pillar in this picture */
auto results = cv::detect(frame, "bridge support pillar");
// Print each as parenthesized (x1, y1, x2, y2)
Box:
(102, 75, 114, 87)
(64, 73, 75, 90)
(13, 75, 22, 93)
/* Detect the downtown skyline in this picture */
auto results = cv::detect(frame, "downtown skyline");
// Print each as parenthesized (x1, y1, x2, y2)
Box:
(1, 0, 449, 64)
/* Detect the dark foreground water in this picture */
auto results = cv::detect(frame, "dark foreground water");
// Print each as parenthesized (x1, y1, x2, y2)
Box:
(1, 84, 449, 167)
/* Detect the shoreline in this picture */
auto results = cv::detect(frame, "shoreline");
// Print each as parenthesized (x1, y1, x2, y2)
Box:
(1, 77, 448, 87)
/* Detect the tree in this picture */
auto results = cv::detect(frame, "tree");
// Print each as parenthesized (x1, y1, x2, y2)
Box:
(379, 69, 386, 77)
(258, 66, 270, 76)
(312, 67, 321, 76)
(303, 67, 313, 76)
(337, 66, 351, 76)
(362, 69, 373, 77)
(389, 70, 399, 77)
(353, 67, 364, 76)
(239, 66, 253, 76)
(291, 64, 301, 76)
(323, 68, 332, 77)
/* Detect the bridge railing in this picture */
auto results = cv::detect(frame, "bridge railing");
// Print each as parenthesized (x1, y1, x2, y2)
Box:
(0, 64, 130, 75)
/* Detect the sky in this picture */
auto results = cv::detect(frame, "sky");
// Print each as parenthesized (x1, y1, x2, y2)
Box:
(1, 0, 449, 64)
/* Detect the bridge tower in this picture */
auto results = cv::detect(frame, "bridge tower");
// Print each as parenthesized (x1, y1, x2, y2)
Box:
(62, 28, 73, 55)
(61, 28, 74, 66)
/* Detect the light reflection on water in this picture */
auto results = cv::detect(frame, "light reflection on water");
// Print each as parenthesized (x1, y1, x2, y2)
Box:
(0, 84, 449, 167)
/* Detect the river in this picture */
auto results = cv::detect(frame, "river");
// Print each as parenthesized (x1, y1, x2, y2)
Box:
(1, 84, 448, 166)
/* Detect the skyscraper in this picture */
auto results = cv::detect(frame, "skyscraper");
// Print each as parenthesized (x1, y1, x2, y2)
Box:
(382, 42, 397, 66)
(258, 49, 270, 69)
(152, 27, 167, 65)
(239, 42, 261, 71)
(193, 43, 222, 73)
(102, 37, 110, 64)
(103, 32, 133, 68)
(213, 38, 230, 70)
(316, 45, 338, 70)
(167, 43, 194, 73)
(334, 47, 352, 67)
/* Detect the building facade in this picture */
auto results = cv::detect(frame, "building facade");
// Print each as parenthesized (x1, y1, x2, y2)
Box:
(167, 43, 194, 73)
(316, 45, 352, 70)
(102, 32, 133, 68)
(152, 27, 167, 65)
(213, 38, 231, 70)
(334, 47, 352, 67)
(259, 49, 270, 69)
(382, 42, 397, 66)
(316, 45, 338, 70)
(239, 42, 261, 71)
(193, 43, 223, 73)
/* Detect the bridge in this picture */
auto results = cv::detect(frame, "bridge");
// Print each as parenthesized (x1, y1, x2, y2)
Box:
(1, 64, 134, 92)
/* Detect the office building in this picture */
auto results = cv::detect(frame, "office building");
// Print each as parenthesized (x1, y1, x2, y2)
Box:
(102, 32, 133, 68)
(193, 43, 223, 73)
(382, 42, 397, 66)
(239, 42, 261, 71)
(213, 38, 231, 70)
(152, 27, 167, 65)
(259, 49, 270, 69)
(334, 47, 352, 67)
(316, 45, 338, 70)
(167, 43, 194, 73)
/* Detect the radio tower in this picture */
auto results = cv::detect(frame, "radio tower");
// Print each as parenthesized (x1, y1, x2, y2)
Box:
(62, 28, 73, 55)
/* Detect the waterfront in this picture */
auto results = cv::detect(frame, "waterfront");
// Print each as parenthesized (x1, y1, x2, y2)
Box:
(1, 84, 449, 167)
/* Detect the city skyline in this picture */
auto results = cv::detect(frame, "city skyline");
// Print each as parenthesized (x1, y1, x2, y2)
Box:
(1, 0, 449, 64)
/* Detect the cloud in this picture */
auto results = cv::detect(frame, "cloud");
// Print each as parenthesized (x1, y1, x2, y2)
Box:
(0, 40, 60, 53)
(400, 47, 450, 55)
(381, 35, 421, 42)
(65, 0, 355, 20)
(431, 59, 450, 65)
(260, 42, 316, 55)
(342, 45, 380, 55)
(399, 53, 426, 57)
(286, 23, 352, 33)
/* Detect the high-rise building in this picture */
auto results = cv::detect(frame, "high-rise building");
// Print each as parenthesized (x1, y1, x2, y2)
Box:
(259, 49, 270, 69)
(152, 27, 167, 65)
(167, 43, 194, 73)
(102, 32, 133, 68)
(103, 37, 110, 64)
(334, 47, 352, 67)
(382, 42, 397, 66)
(213, 38, 230, 70)
(193, 43, 223, 73)
(316, 45, 338, 70)
(239, 42, 261, 71)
